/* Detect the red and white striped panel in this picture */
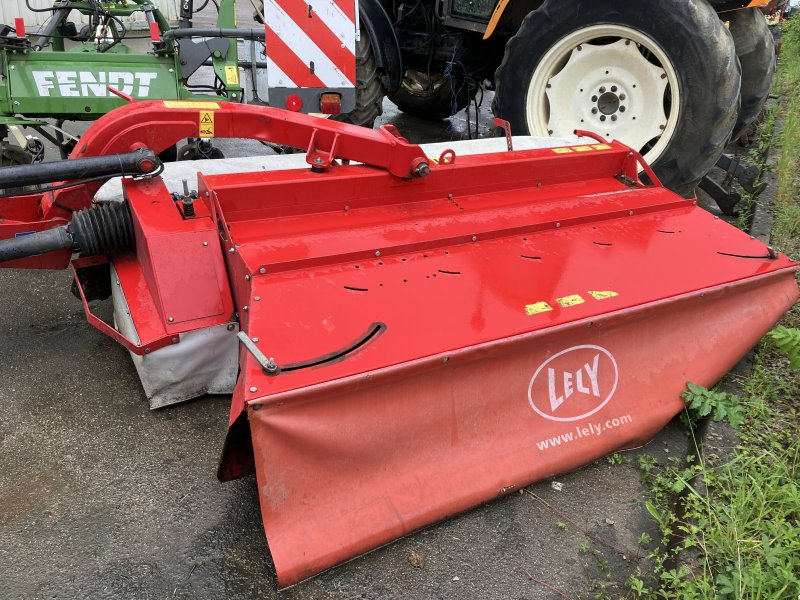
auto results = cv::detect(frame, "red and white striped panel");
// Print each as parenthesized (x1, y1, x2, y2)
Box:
(264, 0, 356, 89)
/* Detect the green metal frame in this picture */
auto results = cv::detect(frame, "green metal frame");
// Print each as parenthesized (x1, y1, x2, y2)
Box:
(0, 0, 241, 129)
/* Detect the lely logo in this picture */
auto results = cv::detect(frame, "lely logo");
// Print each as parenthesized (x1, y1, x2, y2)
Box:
(528, 345, 618, 422)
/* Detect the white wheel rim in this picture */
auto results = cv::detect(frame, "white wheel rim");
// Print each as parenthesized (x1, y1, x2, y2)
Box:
(526, 24, 680, 164)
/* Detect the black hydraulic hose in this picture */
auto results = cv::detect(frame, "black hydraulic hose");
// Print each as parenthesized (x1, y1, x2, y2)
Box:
(163, 28, 265, 41)
(25, 0, 54, 12)
(0, 149, 159, 189)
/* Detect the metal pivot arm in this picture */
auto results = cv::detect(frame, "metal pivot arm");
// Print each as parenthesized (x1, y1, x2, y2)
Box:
(0, 149, 159, 190)
(43, 100, 430, 219)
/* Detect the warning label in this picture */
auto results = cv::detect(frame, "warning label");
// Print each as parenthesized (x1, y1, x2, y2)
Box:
(163, 101, 220, 109)
(199, 111, 215, 137)
(225, 66, 240, 85)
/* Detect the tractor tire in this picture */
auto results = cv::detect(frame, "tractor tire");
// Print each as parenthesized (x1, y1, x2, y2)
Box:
(0, 146, 34, 196)
(494, 0, 741, 197)
(388, 71, 475, 120)
(177, 143, 225, 160)
(729, 8, 776, 140)
(0, 146, 31, 166)
(333, 26, 385, 128)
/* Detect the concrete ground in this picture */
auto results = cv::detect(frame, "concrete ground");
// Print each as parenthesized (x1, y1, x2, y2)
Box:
(0, 7, 717, 599)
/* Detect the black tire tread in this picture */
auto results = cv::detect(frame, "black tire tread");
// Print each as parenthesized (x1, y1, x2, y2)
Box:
(389, 73, 474, 120)
(728, 8, 775, 139)
(333, 29, 385, 128)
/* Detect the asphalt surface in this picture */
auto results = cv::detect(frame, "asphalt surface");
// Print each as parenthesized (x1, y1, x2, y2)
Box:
(1, 7, 707, 599)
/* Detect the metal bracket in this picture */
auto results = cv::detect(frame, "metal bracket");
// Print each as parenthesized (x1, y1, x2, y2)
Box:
(238, 332, 279, 374)
(307, 129, 341, 172)
(72, 256, 176, 355)
(493, 118, 513, 151)
(717, 153, 765, 195)
(178, 37, 230, 80)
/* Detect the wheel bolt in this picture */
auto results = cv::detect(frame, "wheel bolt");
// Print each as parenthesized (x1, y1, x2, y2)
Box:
(611, 115, 617, 121)
(600, 115, 606, 122)
(619, 94, 626, 101)
(620, 106, 626, 112)
(592, 95, 598, 102)
(592, 107, 598, 114)
(611, 85, 617, 92)
(599, 86, 606, 93)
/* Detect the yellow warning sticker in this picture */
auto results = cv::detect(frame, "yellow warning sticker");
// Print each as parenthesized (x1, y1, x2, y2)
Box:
(556, 294, 585, 308)
(592, 144, 612, 150)
(199, 111, 215, 138)
(163, 101, 221, 109)
(588, 290, 619, 300)
(225, 66, 240, 86)
(552, 147, 573, 154)
(525, 302, 553, 316)
(573, 146, 594, 152)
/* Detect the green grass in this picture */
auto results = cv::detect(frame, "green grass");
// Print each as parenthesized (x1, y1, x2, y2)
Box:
(628, 16, 800, 599)
(775, 17, 800, 248)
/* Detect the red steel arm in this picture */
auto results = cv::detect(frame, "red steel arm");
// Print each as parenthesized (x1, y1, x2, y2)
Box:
(43, 100, 429, 220)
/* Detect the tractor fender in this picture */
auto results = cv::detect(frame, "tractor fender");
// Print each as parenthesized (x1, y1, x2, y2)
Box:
(360, 0, 402, 93)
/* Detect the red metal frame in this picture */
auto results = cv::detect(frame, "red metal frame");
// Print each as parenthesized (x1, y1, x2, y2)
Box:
(72, 255, 177, 355)
(0, 100, 796, 588)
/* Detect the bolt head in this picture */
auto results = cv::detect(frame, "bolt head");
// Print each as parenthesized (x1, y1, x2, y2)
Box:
(619, 94, 626, 101)
(227, 324, 236, 331)
(375, 250, 381, 257)
(252, 337, 259, 342)
(254, 296, 261, 301)
(313, 156, 323, 164)
(259, 267, 266, 274)
(202, 241, 209, 246)
(249, 386, 258, 393)
(592, 95, 598, 102)
(245, 274, 251, 281)
(611, 85, 617, 92)
(144, 348, 151, 354)
(414, 162, 431, 177)
(242, 305, 249, 311)
(611, 115, 617, 121)
(619, 106, 626, 113)
(592, 107, 598, 114)
(171, 337, 178, 343)
(228, 247, 235, 253)
(599, 87, 606, 94)
(168, 317, 174, 323)
(471, 235, 477, 242)
(600, 115, 606, 122)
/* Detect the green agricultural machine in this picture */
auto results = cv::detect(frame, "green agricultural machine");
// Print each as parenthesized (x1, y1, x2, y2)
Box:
(0, 0, 257, 162)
